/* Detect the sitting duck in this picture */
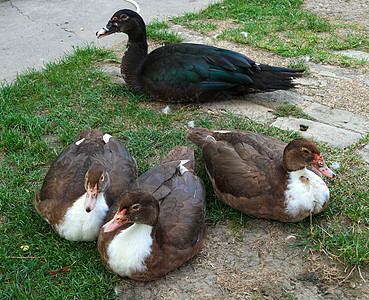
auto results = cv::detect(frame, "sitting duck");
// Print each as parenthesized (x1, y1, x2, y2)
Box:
(188, 128, 336, 222)
(98, 146, 206, 281)
(96, 9, 304, 103)
(33, 130, 137, 241)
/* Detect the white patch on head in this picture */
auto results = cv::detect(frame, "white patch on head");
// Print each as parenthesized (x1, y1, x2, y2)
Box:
(55, 192, 108, 241)
(178, 160, 190, 174)
(284, 168, 329, 217)
(97, 28, 108, 37)
(75, 138, 85, 146)
(103, 134, 112, 143)
(214, 130, 232, 133)
(107, 223, 153, 277)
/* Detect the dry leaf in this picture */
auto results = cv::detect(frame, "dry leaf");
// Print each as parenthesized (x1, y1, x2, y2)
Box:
(46, 266, 71, 275)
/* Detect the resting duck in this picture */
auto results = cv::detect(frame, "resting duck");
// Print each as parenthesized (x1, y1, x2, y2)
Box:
(188, 128, 336, 222)
(96, 9, 304, 103)
(98, 146, 206, 281)
(33, 130, 137, 241)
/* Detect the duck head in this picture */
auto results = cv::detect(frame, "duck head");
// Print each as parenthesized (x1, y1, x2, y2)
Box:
(282, 138, 335, 178)
(102, 191, 159, 232)
(96, 9, 145, 38)
(84, 164, 110, 213)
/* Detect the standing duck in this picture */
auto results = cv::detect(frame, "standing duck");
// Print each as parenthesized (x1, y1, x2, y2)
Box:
(96, 9, 304, 103)
(188, 128, 336, 222)
(98, 146, 206, 281)
(33, 130, 137, 241)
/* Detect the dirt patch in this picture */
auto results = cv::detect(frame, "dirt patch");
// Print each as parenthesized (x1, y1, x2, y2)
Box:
(116, 221, 368, 299)
(303, 0, 369, 28)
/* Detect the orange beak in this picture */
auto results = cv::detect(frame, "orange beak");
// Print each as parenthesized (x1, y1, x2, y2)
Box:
(102, 209, 128, 232)
(311, 153, 336, 178)
(84, 183, 98, 213)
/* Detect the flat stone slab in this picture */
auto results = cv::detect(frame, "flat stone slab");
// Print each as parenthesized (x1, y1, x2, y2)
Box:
(303, 102, 369, 134)
(357, 144, 369, 163)
(202, 100, 275, 123)
(271, 117, 363, 148)
(335, 50, 369, 62)
(245, 90, 312, 108)
(308, 63, 358, 80)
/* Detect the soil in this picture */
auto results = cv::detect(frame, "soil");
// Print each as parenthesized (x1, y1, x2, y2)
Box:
(111, 1, 369, 299)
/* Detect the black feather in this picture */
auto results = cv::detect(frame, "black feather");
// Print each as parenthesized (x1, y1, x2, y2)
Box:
(98, 9, 304, 103)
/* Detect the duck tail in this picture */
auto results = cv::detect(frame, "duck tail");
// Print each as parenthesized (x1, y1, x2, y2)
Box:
(162, 146, 195, 170)
(250, 64, 304, 91)
(187, 128, 214, 148)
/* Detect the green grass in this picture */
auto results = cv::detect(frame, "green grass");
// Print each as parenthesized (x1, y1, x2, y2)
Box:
(172, 0, 369, 66)
(273, 105, 315, 120)
(1, 45, 368, 298)
(1, 0, 369, 296)
(146, 19, 183, 44)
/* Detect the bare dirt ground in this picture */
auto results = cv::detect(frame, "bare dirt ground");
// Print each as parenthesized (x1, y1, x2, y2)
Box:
(113, 1, 369, 299)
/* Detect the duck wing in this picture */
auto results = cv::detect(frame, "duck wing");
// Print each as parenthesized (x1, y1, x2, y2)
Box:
(102, 136, 137, 206)
(139, 43, 256, 101)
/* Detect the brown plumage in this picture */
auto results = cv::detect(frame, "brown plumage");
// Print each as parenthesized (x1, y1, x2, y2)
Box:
(33, 130, 137, 241)
(98, 146, 206, 281)
(188, 128, 335, 222)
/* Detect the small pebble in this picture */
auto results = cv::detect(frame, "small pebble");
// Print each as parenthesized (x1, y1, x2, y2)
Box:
(240, 31, 248, 38)
(188, 121, 195, 128)
(299, 124, 309, 131)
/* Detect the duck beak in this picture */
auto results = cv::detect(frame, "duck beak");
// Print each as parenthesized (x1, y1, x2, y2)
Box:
(84, 183, 98, 213)
(96, 21, 119, 38)
(102, 209, 128, 233)
(311, 154, 336, 178)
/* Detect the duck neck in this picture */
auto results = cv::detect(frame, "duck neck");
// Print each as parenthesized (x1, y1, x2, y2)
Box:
(121, 31, 148, 89)
(282, 151, 305, 173)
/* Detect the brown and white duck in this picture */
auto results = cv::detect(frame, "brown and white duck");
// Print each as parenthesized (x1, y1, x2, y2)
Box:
(98, 146, 206, 281)
(188, 128, 336, 223)
(33, 130, 137, 241)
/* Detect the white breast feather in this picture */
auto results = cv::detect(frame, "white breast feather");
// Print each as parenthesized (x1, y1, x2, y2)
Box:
(107, 223, 153, 277)
(55, 192, 108, 241)
(285, 168, 329, 216)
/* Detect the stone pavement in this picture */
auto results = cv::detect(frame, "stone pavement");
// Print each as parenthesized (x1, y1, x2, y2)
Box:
(0, 0, 218, 83)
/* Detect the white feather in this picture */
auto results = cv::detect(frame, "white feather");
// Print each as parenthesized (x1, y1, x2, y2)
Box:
(75, 138, 85, 146)
(178, 160, 190, 174)
(55, 192, 108, 241)
(285, 168, 329, 216)
(103, 134, 112, 143)
(107, 223, 153, 277)
(214, 130, 232, 133)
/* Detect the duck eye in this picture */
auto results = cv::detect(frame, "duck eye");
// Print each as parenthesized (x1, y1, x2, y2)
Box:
(131, 204, 140, 211)
(301, 147, 310, 154)
(100, 175, 104, 182)
(120, 14, 129, 20)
